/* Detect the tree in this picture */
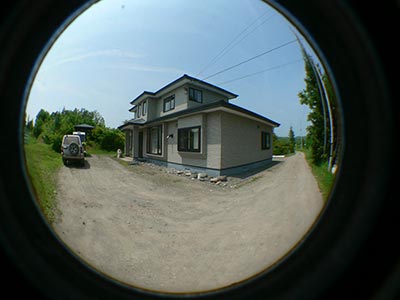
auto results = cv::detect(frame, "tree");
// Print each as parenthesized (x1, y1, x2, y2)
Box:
(272, 133, 291, 155)
(99, 128, 125, 152)
(298, 52, 327, 164)
(288, 126, 295, 153)
(33, 109, 50, 137)
(25, 118, 34, 132)
(29, 107, 121, 153)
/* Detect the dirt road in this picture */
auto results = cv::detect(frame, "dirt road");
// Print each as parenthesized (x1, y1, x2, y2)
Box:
(52, 152, 324, 293)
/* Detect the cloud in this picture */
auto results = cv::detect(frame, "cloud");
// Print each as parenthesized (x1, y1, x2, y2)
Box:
(108, 62, 186, 75)
(42, 48, 146, 70)
(38, 48, 186, 76)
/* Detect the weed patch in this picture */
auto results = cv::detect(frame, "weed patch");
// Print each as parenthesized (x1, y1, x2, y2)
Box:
(24, 137, 63, 222)
(302, 149, 335, 201)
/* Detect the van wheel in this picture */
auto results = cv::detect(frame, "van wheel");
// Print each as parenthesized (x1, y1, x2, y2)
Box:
(69, 142, 79, 156)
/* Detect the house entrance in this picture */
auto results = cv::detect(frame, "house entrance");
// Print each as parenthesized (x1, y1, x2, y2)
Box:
(126, 130, 132, 157)
(138, 131, 143, 158)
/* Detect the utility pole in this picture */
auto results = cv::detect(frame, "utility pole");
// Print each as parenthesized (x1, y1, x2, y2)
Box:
(299, 119, 303, 150)
(292, 30, 334, 171)
(316, 67, 335, 171)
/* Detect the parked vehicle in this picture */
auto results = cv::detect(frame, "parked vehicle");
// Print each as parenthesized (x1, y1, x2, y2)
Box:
(61, 134, 85, 166)
(72, 131, 86, 142)
(73, 131, 87, 156)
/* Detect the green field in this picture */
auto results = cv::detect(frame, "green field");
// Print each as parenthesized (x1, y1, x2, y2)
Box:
(24, 134, 117, 222)
(302, 148, 336, 201)
(24, 134, 63, 223)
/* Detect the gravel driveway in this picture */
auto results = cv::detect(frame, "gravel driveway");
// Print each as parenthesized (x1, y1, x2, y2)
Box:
(52, 152, 324, 293)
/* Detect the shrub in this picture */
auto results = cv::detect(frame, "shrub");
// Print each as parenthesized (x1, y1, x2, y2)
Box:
(51, 134, 63, 153)
(31, 108, 123, 153)
(99, 129, 125, 152)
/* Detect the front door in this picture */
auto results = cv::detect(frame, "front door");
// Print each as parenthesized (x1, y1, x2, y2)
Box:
(138, 131, 143, 158)
(126, 130, 132, 157)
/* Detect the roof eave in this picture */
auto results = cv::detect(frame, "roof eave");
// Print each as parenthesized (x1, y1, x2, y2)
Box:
(129, 91, 156, 105)
(143, 100, 279, 127)
(129, 74, 238, 106)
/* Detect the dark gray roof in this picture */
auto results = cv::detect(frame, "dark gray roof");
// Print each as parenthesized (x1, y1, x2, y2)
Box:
(74, 124, 95, 130)
(129, 74, 238, 105)
(119, 101, 279, 130)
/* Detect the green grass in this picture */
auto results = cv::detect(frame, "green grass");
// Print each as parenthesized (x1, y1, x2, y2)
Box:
(302, 149, 335, 201)
(24, 135, 63, 223)
(85, 145, 116, 156)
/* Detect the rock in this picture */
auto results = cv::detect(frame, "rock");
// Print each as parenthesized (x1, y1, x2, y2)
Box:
(197, 173, 208, 179)
(210, 175, 227, 183)
(185, 171, 191, 176)
(217, 175, 227, 182)
(176, 170, 184, 175)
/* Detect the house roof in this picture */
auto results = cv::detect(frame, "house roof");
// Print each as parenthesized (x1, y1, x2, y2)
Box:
(119, 100, 280, 130)
(74, 124, 95, 131)
(129, 74, 238, 106)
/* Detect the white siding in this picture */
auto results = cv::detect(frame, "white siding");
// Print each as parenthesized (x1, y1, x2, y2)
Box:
(205, 112, 222, 169)
(158, 88, 188, 118)
(220, 112, 273, 169)
(149, 86, 230, 120)
(165, 112, 222, 170)
(187, 87, 229, 109)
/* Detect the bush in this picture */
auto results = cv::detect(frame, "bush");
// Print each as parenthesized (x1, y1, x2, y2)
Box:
(99, 129, 124, 152)
(30, 108, 124, 153)
(51, 134, 63, 153)
(273, 140, 291, 155)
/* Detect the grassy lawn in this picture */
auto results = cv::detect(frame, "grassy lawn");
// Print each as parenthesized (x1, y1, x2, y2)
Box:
(24, 134, 63, 223)
(23, 136, 121, 222)
(302, 149, 336, 201)
(85, 145, 116, 156)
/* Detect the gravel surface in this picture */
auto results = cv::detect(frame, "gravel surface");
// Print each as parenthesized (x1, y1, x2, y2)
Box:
(52, 152, 324, 293)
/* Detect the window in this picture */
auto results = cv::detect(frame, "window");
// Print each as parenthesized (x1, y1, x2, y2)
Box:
(142, 100, 147, 115)
(178, 126, 201, 152)
(137, 104, 141, 117)
(147, 125, 162, 155)
(163, 95, 175, 112)
(261, 131, 271, 150)
(63, 136, 80, 144)
(189, 88, 202, 103)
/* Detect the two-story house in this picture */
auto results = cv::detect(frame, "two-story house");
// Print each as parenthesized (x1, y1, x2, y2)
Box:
(118, 74, 280, 177)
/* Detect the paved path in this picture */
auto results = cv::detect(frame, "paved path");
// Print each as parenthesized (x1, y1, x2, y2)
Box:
(53, 152, 324, 293)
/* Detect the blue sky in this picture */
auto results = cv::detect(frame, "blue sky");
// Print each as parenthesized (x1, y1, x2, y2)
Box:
(25, 0, 321, 137)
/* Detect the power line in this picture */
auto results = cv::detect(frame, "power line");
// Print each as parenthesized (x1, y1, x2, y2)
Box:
(222, 13, 276, 60)
(216, 58, 302, 85)
(196, 11, 274, 77)
(201, 39, 297, 81)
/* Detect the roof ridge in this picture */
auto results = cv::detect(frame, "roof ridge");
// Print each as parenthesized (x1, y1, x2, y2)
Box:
(129, 74, 238, 105)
